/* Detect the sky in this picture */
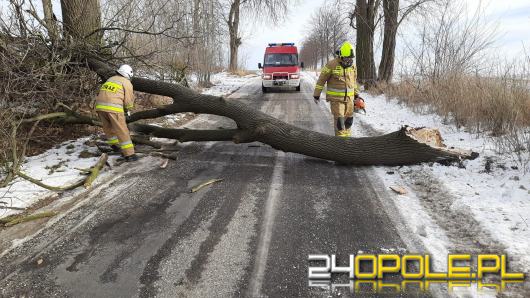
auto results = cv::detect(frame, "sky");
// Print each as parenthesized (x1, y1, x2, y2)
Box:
(240, 0, 530, 69)
(239, 0, 325, 69)
(1, 0, 529, 70)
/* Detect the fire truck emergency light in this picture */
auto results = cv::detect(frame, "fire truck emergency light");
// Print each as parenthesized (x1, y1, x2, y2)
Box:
(268, 43, 295, 47)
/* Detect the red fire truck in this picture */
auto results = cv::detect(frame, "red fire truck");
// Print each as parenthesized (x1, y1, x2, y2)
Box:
(258, 43, 304, 93)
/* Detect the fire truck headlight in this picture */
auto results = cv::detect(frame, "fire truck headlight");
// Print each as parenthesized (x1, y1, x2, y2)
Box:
(290, 73, 300, 79)
(263, 74, 272, 80)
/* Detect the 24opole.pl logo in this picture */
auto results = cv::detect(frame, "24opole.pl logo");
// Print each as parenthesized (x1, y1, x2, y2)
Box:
(308, 254, 525, 294)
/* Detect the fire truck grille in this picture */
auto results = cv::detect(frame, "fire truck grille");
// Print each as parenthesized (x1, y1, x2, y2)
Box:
(273, 74, 288, 80)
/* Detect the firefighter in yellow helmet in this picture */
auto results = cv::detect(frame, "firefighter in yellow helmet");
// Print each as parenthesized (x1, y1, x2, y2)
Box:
(95, 64, 138, 162)
(313, 42, 364, 137)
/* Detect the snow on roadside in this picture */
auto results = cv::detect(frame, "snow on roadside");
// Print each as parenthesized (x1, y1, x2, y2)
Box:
(198, 72, 258, 97)
(0, 72, 255, 220)
(304, 70, 529, 274)
(360, 94, 530, 271)
(0, 138, 101, 220)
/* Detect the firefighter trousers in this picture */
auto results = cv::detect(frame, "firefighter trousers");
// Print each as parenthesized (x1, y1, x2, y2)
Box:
(330, 99, 354, 137)
(97, 111, 135, 156)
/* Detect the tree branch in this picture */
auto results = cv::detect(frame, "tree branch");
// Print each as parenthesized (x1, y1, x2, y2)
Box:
(132, 124, 251, 143)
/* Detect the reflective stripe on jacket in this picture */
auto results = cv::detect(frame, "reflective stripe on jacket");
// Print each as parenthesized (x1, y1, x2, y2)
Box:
(313, 58, 359, 102)
(95, 75, 135, 113)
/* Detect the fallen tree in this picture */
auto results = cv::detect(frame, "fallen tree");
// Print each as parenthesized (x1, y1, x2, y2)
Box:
(85, 58, 477, 166)
(16, 58, 478, 166)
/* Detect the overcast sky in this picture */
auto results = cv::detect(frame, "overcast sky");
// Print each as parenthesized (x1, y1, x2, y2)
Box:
(240, 0, 530, 69)
(239, 0, 324, 69)
(2, 0, 529, 70)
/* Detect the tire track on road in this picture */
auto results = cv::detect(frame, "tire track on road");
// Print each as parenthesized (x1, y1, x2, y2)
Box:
(248, 151, 286, 297)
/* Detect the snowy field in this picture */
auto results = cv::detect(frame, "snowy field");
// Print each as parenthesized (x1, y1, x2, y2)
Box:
(304, 71, 530, 276)
(0, 72, 256, 220)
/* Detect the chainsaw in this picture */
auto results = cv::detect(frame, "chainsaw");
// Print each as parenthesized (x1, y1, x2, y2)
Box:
(354, 97, 366, 114)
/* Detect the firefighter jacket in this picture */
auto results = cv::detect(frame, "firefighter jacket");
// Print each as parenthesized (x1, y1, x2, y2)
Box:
(313, 58, 360, 103)
(95, 75, 135, 114)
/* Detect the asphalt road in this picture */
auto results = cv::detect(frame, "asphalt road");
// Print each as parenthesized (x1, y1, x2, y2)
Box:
(0, 77, 425, 297)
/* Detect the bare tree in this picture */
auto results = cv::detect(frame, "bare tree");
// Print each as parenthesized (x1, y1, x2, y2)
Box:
(378, 0, 435, 83)
(194, 0, 224, 84)
(221, 0, 292, 72)
(95, 0, 225, 85)
(8, 0, 29, 38)
(352, 0, 380, 87)
(334, 0, 435, 84)
(300, 3, 351, 69)
(378, 0, 399, 82)
(299, 34, 321, 69)
(226, 0, 242, 72)
(404, 0, 496, 80)
(41, 0, 59, 44)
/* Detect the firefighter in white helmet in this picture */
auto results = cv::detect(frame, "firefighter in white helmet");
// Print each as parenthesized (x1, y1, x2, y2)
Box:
(94, 64, 138, 161)
(313, 42, 364, 137)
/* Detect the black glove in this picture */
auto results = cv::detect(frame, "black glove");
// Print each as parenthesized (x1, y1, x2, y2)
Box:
(313, 95, 320, 104)
(354, 94, 364, 101)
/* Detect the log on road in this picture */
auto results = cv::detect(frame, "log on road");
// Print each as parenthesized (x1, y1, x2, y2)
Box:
(87, 58, 478, 166)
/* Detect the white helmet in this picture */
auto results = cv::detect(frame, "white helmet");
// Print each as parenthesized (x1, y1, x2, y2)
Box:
(117, 64, 133, 80)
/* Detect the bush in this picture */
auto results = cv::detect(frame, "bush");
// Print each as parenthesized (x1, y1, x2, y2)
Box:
(0, 35, 101, 182)
(0, 36, 99, 117)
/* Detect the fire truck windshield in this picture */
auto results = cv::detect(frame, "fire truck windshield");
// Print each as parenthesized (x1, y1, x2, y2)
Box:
(264, 54, 298, 67)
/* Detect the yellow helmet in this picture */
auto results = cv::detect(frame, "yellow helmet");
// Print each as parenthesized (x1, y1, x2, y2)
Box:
(339, 42, 355, 58)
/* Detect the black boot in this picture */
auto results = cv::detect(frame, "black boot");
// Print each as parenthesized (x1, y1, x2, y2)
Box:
(124, 154, 139, 162)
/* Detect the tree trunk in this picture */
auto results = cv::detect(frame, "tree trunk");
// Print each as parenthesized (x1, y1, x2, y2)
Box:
(355, 0, 379, 88)
(227, 0, 241, 72)
(42, 0, 59, 44)
(87, 58, 477, 166)
(192, 0, 203, 83)
(378, 0, 399, 83)
(60, 0, 101, 45)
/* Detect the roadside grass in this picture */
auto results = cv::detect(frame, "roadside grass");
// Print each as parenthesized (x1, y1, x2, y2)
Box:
(375, 74, 530, 171)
